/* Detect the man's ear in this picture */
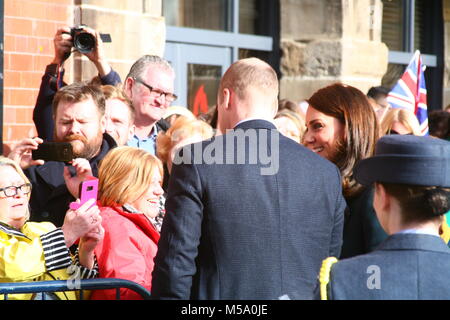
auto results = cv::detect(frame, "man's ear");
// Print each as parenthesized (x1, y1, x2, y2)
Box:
(222, 88, 232, 110)
(124, 77, 134, 98)
(100, 114, 106, 134)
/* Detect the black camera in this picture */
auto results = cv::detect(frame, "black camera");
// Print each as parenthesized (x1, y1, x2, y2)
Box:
(69, 25, 112, 54)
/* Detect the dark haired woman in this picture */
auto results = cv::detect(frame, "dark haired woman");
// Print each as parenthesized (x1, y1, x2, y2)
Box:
(303, 83, 387, 258)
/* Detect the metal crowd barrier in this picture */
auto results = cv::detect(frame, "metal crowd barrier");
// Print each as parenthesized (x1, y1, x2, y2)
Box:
(0, 278, 151, 300)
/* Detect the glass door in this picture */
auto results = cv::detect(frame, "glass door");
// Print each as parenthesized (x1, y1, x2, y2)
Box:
(165, 42, 231, 117)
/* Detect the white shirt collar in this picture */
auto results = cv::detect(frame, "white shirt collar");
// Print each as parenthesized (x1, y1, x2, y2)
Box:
(396, 228, 440, 237)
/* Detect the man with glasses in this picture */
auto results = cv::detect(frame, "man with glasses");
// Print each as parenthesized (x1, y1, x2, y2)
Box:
(123, 55, 177, 155)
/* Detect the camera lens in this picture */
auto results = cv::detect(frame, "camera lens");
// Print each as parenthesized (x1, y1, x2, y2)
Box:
(74, 32, 95, 53)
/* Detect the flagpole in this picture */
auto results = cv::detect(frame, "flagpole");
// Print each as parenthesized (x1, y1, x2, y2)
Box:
(415, 50, 421, 116)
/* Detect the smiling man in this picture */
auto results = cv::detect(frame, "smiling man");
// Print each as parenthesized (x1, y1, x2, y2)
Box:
(123, 55, 176, 155)
(24, 83, 117, 227)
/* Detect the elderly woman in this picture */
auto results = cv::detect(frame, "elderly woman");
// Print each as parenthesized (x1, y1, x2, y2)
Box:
(89, 146, 164, 300)
(318, 135, 450, 299)
(0, 156, 103, 300)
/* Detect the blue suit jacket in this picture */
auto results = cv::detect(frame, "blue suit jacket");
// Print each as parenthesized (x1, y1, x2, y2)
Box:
(151, 120, 346, 300)
(323, 233, 450, 299)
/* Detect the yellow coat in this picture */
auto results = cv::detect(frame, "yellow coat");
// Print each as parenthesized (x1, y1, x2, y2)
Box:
(0, 221, 78, 300)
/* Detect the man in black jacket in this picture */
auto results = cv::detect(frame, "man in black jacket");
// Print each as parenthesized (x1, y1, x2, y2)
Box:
(34, 26, 122, 142)
(23, 83, 117, 227)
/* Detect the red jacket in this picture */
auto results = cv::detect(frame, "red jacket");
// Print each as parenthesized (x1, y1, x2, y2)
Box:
(90, 204, 160, 300)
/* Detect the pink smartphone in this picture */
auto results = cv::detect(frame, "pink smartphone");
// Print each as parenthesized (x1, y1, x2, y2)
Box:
(69, 177, 99, 210)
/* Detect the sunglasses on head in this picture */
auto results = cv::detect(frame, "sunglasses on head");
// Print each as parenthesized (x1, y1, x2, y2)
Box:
(388, 130, 413, 135)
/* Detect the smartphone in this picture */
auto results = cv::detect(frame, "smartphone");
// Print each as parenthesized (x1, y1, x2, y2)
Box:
(32, 142, 74, 162)
(69, 177, 99, 210)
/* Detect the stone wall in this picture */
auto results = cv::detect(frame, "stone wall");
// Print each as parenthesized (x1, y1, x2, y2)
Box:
(74, 0, 165, 82)
(279, 0, 388, 102)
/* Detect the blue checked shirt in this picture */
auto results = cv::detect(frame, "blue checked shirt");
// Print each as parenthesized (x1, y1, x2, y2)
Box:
(127, 125, 158, 155)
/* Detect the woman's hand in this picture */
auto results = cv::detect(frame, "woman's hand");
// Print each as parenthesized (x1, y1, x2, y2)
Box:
(63, 158, 93, 198)
(61, 198, 102, 248)
(78, 224, 104, 269)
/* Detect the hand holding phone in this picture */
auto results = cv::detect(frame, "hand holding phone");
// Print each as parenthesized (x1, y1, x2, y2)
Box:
(32, 142, 74, 162)
(69, 177, 98, 210)
(8, 137, 45, 169)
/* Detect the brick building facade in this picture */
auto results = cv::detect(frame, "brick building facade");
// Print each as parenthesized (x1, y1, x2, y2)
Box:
(2, 0, 449, 152)
(4, 0, 73, 152)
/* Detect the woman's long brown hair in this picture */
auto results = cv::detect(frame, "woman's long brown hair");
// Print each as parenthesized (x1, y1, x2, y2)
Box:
(307, 83, 379, 198)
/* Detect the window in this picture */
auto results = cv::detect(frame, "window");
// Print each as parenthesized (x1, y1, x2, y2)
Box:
(163, 0, 230, 31)
(381, 0, 443, 110)
(381, 0, 404, 51)
(187, 64, 222, 115)
(163, 0, 278, 110)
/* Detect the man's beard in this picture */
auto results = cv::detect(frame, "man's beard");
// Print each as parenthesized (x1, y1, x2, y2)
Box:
(57, 132, 103, 159)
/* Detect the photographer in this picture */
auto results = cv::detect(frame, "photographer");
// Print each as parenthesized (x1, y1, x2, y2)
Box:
(34, 26, 121, 141)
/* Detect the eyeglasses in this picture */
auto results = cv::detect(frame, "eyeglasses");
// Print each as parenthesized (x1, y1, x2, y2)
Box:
(0, 183, 32, 198)
(133, 77, 177, 103)
(388, 130, 413, 135)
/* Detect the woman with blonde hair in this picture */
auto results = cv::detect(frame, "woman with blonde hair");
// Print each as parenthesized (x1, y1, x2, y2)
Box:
(274, 109, 305, 143)
(163, 105, 196, 126)
(380, 107, 421, 136)
(0, 156, 103, 300)
(90, 146, 164, 300)
(157, 117, 214, 174)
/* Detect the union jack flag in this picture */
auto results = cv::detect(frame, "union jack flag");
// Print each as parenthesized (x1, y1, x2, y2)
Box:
(387, 50, 428, 135)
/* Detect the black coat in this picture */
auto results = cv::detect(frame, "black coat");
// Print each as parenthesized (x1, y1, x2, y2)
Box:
(25, 133, 117, 227)
(151, 120, 346, 300)
(340, 187, 388, 259)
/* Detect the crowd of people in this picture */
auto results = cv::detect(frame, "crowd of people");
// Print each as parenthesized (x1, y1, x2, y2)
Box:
(1, 26, 450, 300)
